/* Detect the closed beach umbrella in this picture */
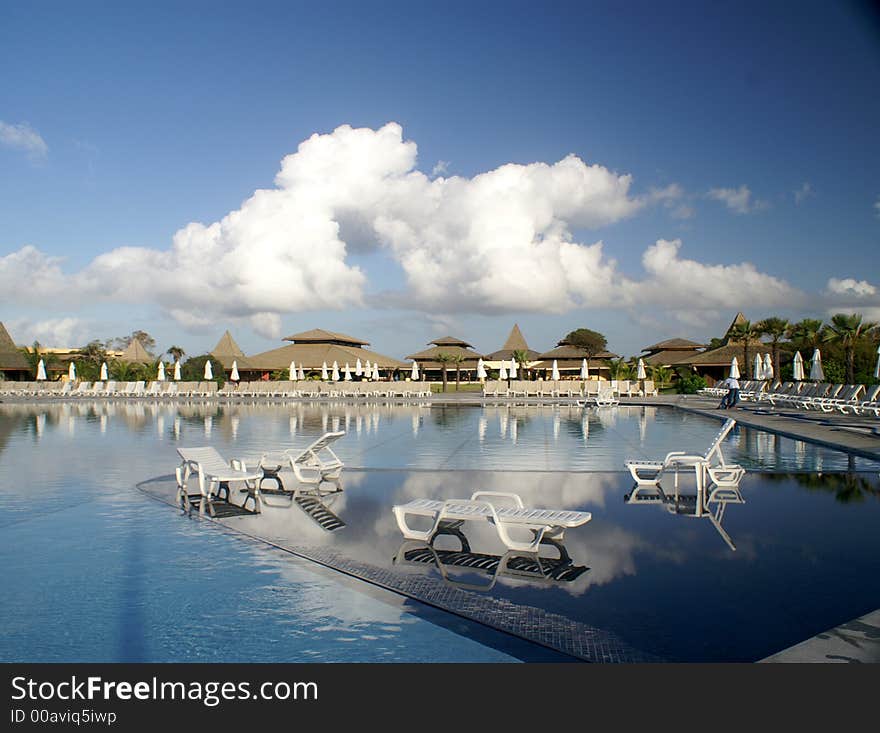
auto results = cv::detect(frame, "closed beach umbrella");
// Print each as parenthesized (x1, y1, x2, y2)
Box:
(289, 361, 296, 380)
(499, 361, 508, 380)
(344, 363, 352, 380)
(792, 351, 804, 381)
(36, 359, 47, 381)
(509, 358, 518, 378)
(100, 362, 108, 381)
(809, 349, 824, 381)
(729, 357, 740, 379)
(230, 360, 240, 381)
(321, 362, 329, 380)
(174, 360, 181, 381)
(332, 361, 340, 381)
(636, 358, 646, 380)
(364, 360, 371, 378)
(551, 360, 560, 381)
(753, 353, 763, 380)
(68, 362, 76, 381)
(763, 353, 773, 380)
(298, 365, 305, 381)
(875, 345, 880, 380)
(411, 361, 419, 380)
(204, 360, 213, 380)
(158, 361, 166, 381)
(356, 358, 363, 377)
(476, 358, 486, 380)
(372, 363, 380, 380)
(580, 359, 589, 380)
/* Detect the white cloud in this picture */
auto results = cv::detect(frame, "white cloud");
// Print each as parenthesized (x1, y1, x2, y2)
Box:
(824, 277, 880, 321)
(826, 277, 876, 298)
(794, 181, 813, 204)
(0, 123, 810, 334)
(8, 317, 89, 347)
(874, 195, 880, 217)
(621, 239, 802, 315)
(0, 121, 48, 159)
(707, 184, 768, 214)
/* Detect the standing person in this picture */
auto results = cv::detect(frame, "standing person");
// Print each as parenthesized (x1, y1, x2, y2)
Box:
(725, 375, 741, 409)
(718, 377, 733, 409)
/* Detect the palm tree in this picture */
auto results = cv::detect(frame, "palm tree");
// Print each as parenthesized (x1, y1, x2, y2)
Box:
(728, 320, 762, 379)
(434, 352, 456, 392)
(758, 317, 789, 379)
(823, 313, 878, 384)
(19, 340, 56, 379)
(450, 354, 466, 391)
(608, 357, 631, 380)
(167, 345, 185, 363)
(787, 318, 824, 351)
(512, 349, 530, 380)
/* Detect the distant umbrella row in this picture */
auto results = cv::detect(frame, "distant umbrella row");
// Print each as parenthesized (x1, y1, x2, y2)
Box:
(724, 348, 865, 381)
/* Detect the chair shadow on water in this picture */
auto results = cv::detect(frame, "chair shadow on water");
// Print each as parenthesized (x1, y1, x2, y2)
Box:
(393, 523, 590, 592)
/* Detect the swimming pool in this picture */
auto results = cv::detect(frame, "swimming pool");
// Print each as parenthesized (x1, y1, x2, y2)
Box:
(2, 401, 879, 662)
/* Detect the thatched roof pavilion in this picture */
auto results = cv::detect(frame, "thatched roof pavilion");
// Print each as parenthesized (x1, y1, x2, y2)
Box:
(119, 338, 153, 364)
(534, 340, 618, 376)
(0, 322, 30, 380)
(249, 328, 407, 374)
(406, 336, 484, 370)
(640, 337, 706, 366)
(209, 331, 256, 372)
(485, 324, 540, 364)
(673, 314, 763, 383)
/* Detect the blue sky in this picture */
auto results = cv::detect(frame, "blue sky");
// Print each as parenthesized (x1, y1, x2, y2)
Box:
(1, 0, 879, 360)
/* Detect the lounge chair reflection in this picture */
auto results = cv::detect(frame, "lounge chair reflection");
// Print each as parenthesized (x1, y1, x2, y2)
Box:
(393, 523, 588, 591)
(175, 446, 263, 516)
(624, 480, 745, 551)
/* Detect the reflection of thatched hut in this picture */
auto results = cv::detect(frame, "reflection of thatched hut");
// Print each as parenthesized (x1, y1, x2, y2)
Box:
(406, 336, 484, 381)
(249, 329, 407, 377)
(209, 331, 259, 379)
(534, 341, 618, 379)
(0, 322, 30, 380)
(484, 324, 540, 367)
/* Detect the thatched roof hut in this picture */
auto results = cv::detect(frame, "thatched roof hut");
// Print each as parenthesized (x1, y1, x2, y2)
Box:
(119, 338, 153, 364)
(485, 324, 540, 363)
(210, 330, 256, 371)
(534, 341, 618, 374)
(0, 322, 30, 379)
(249, 328, 407, 373)
(406, 336, 484, 370)
(641, 337, 706, 366)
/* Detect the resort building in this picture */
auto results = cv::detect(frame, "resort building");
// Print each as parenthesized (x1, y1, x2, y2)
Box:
(0, 322, 30, 381)
(535, 340, 618, 379)
(639, 338, 706, 367)
(406, 336, 484, 381)
(248, 328, 408, 378)
(484, 324, 541, 372)
(674, 313, 759, 384)
(119, 338, 154, 364)
(209, 331, 259, 380)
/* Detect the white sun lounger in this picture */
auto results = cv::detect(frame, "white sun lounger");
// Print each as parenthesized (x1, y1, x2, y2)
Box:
(392, 491, 592, 552)
(625, 417, 744, 491)
(176, 446, 264, 516)
(265, 430, 347, 493)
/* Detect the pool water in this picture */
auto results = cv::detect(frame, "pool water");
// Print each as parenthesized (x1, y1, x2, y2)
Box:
(2, 401, 879, 662)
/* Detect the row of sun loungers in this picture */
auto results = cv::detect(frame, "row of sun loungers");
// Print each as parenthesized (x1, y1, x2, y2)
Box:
(482, 379, 657, 399)
(699, 379, 880, 416)
(0, 379, 433, 400)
